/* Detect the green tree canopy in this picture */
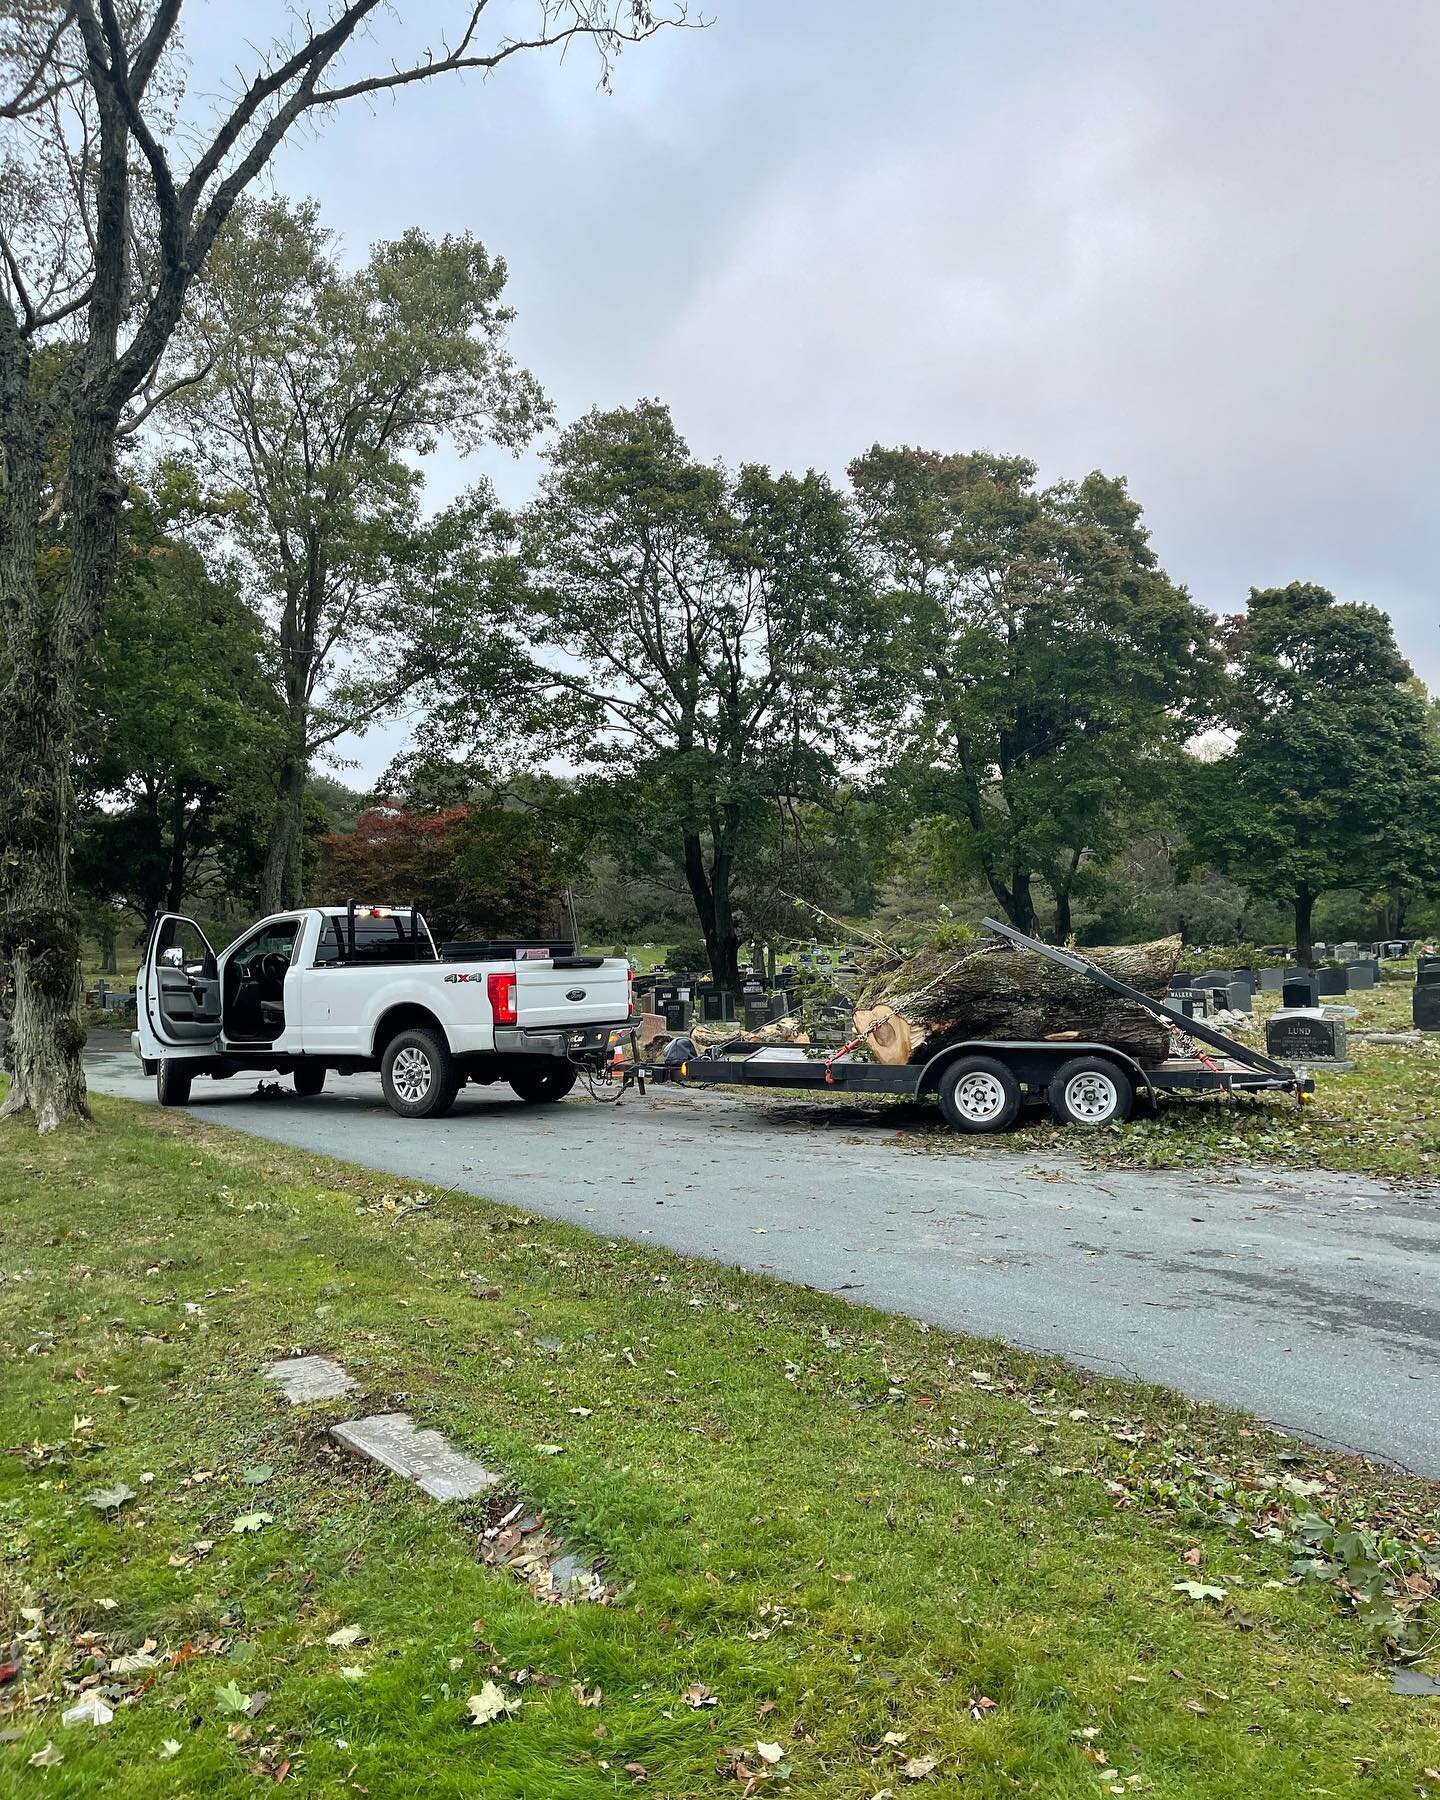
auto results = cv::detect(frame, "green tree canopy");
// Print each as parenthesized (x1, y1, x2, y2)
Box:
(849, 446, 1222, 938)
(176, 196, 547, 912)
(516, 400, 870, 990)
(1182, 582, 1440, 961)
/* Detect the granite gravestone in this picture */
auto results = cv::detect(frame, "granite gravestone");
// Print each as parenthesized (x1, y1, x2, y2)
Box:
(1258, 967, 1285, 993)
(1266, 1011, 1350, 1067)
(1415, 983, 1440, 1030)
(1344, 964, 1375, 991)
(1282, 976, 1319, 1008)
(1314, 967, 1349, 997)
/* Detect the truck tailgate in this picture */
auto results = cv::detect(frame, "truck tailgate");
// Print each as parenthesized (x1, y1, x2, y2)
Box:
(514, 958, 630, 1029)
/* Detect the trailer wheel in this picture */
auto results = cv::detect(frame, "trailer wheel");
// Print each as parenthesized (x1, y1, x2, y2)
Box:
(293, 1063, 326, 1098)
(509, 1063, 578, 1104)
(381, 1027, 459, 1119)
(936, 1055, 1022, 1134)
(1047, 1056, 1132, 1127)
(156, 1060, 192, 1107)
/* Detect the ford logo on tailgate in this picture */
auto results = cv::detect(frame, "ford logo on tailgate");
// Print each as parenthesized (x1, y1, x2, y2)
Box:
(566, 987, 586, 1001)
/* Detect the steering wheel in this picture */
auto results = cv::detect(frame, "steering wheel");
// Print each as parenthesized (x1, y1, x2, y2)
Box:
(259, 951, 290, 986)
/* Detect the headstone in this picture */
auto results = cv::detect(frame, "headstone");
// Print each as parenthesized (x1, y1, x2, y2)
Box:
(1312, 942, 1329, 959)
(1165, 995, 1197, 1019)
(1229, 968, 1257, 993)
(331, 1413, 501, 1502)
(1283, 964, 1311, 984)
(662, 989, 694, 1031)
(1168, 974, 1195, 993)
(264, 1356, 356, 1404)
(768, 991, 791, 1023)
(1258, 967, 1285, 993)
(1344, 964, 1375, 991)
(1282, 977, 1319, 1008)
(1417, 954, 1440, 980)
(1222, 982, 1251, 1014)
(1380, 940, 1407, 960)
(742, 983, 768, 1030)
(1415, 984, 1440, 1031)
(1314, 967, 1349, 997)
(1266, 1011, 1351, 1068)
(701, 991, 726, 1023)
(1337, 941, 1359, 960)
(1196, 970, 1231, 990)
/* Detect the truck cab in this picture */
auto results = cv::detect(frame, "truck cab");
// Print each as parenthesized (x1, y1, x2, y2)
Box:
(135, 905, 636, 1118)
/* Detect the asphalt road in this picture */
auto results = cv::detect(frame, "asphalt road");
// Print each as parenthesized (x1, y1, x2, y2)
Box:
(84, 1033, 1440, 1476)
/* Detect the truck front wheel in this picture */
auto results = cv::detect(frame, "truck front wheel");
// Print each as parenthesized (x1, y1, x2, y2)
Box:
(509, 1062, 578, 1104)
(381, 1028, 459, 1120)
(156, 1060, 192, 1107)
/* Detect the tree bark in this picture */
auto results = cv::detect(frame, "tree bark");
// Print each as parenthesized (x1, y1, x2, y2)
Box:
(260, 747, 308, 914)
(853, 935, 1181, 1067)
(1294, 886, 1316, 965)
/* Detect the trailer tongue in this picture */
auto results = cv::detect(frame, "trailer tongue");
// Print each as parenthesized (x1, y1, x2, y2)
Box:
(646, 918, 1313, 1133)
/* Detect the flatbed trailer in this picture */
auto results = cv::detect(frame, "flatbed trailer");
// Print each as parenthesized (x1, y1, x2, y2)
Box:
(645, 920, 1315, 1134)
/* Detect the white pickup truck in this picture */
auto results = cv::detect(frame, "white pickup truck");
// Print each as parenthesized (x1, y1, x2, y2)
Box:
(134, 904, 635, 1119)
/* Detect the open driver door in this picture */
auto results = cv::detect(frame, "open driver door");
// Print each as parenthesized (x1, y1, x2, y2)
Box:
(139, 914, 222, 1052)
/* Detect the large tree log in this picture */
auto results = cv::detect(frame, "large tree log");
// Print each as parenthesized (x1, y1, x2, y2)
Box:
(852, 936, 1181, 1067)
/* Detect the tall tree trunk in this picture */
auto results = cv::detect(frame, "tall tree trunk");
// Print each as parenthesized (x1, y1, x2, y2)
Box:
(166, 784, 188, 912)
(1052, 888, 1072, 941)
(99, 920, 118, 976)
(0, 364, 123, 1127)
(261, 747, 308, 914)
(1009, 867, 1039, 937)
(1294, 885, 1317, 965)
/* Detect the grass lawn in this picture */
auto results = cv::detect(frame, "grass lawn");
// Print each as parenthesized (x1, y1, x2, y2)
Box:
(1, 1095, 1438, 1797)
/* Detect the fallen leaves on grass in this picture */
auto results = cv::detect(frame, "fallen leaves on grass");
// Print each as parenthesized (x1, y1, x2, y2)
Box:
(61, 1692, 113, 1728)
(902, 1755, 938, 1780)
(1173, 1580, 1228, 1602)
(84, 1482, 136, 1513)
(324, 1624, 367, 1648)
(466, 1681, 521, 1725)
(683, 1681, 719, 1708)
(231, 1510, 274, 1534)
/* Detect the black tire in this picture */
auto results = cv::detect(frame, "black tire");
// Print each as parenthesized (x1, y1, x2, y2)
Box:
(1047, 1056, 1133, 1128)
(293, 1063, 326, 1098)
(509, 1062, 578, 1105)
(936, 1055, 1022, 1134)
(380, 1027, 459, 1120)
(156, 1059, 192, 1107)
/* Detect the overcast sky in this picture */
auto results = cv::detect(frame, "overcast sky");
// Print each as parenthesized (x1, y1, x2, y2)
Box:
(187, 0, 1440, 782)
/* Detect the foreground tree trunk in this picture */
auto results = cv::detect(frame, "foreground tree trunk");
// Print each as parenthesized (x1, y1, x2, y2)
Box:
(853, 934, 1181, 1067)
(0, 588, 92, 1129)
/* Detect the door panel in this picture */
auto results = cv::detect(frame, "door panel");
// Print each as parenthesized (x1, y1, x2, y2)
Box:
(144, 915, 221, 1047)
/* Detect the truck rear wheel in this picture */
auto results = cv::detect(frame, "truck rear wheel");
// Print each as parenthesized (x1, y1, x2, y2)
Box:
(936, 1055, 1021, 1134)
(293, 1063, 326, 1098)
(381, 1028, 459, 1120)
(1047, 1056, 1132, 1127)
(156, 1060, 192, 1107)
(509, 1062, 578, 1104)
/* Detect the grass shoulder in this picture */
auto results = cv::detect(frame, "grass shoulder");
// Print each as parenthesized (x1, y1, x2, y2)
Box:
(0, 1095, 1437, 1796)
